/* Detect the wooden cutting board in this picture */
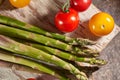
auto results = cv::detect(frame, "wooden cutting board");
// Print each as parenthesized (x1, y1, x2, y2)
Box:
(0, 0, 120, 80)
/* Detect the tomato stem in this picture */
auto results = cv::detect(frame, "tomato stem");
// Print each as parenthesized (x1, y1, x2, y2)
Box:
(62, 0, 70, 12)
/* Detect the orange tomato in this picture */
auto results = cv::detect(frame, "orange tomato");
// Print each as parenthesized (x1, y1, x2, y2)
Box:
(9, 0, 31, 8)
(89, 12, 114, 36)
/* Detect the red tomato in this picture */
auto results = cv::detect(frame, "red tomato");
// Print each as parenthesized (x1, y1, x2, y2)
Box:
(70, 0, 92, 12)
(27, 78, 36, 80)
(55, 8, 79, 32)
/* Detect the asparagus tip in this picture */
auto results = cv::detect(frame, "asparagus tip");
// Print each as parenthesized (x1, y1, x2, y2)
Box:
(76, 38, 96, 46)
(90, 58, 107, 65)
(76, 74, 88, 80)
(82, 49, 99, 57)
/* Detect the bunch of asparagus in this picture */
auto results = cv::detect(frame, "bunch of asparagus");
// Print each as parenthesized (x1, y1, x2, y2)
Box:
(0, 15, 106, 80)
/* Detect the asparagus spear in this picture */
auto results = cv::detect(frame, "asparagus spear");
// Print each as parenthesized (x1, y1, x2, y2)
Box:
(0, 50, 67, 80)
(25, 42, 106, 65)
(0, 24, 98, 57)
(0, 15, 95, 46)
(0, 35, 88, 80)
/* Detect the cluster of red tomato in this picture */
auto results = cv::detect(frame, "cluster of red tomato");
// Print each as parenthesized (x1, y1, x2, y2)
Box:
(55, 0, 91, 32)
(55, 0, 114, 36)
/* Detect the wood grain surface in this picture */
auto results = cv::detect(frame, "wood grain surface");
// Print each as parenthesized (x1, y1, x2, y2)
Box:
(0, 0, 120, 80)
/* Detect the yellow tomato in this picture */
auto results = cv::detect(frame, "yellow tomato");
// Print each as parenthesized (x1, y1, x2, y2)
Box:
(9, 0, 31, 8)
(89, 12, 114, 36)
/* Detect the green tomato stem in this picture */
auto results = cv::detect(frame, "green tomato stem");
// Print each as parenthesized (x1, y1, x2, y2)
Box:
(62, 0, 70, 12)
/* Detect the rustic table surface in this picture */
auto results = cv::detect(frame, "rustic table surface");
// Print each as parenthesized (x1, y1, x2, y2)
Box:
(0, 0, 120, 80)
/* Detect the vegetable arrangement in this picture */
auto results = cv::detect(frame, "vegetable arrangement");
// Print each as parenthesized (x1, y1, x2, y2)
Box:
(0, 15, 106, 80)
(0, 0, 115, 80)
(54, 0, 114, 35)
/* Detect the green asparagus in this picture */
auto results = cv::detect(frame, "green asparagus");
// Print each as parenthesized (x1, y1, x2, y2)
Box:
(0, 50, 68, 80)
(25, 42, 105, 65)
(0, 24, 98, 57)
(0, 15, 95, 46)
(0, 35, 88, 80)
